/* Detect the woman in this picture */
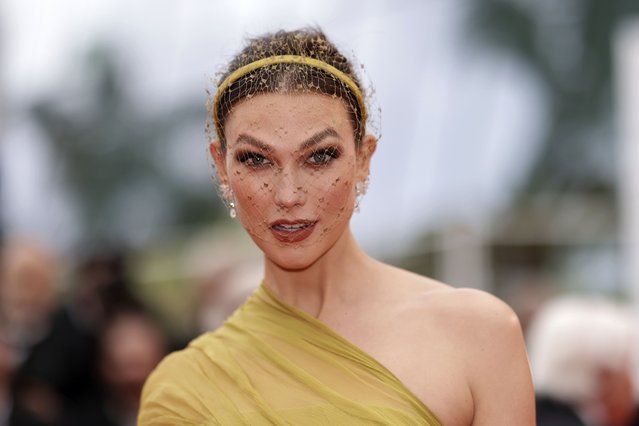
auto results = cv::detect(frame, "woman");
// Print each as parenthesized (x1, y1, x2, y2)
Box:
(139, 28, 535, 425)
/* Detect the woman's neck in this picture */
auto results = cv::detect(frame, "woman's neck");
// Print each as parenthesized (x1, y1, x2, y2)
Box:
(263, 228, 374, 317)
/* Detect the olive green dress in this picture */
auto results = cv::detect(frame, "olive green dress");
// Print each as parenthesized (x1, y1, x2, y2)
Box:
(139, 283, 442, 425)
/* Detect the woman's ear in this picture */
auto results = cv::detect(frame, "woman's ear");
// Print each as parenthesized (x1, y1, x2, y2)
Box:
(209, 140, 229, 183)
(356, 134, 377, 181)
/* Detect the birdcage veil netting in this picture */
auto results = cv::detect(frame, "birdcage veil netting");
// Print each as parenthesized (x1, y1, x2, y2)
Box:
(205, 29, 380, 251)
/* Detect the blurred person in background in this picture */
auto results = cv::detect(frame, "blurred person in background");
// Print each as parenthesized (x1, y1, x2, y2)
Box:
(1, 239, 64, 425)
(1, 240, 158, 425)
(527, 297, 637, 426)
(1, 240, 58, 349)
(70, 248, 139, 332)
(68, 307, 167, 426)
(0, 329, 22, 424)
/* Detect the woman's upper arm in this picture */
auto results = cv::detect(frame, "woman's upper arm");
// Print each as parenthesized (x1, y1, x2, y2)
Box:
(461, 291, 536, 425)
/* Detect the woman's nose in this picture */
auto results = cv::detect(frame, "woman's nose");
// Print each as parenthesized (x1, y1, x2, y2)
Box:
(273, 169, 306, 209)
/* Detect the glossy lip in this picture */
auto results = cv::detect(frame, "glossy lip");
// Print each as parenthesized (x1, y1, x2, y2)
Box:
(270, 219, 317, 243)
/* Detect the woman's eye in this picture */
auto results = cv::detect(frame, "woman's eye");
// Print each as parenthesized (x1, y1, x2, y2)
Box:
(307, 148, 340, 166)
(236, 152, 271, 168)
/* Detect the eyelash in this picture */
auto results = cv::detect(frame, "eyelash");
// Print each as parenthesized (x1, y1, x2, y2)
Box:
(235, 146, 341, 169)
(306, 147, 341, 167)
(236, 151, 271, 168)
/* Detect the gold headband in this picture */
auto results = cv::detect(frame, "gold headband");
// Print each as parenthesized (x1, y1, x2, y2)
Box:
(213, 55, 368, 141)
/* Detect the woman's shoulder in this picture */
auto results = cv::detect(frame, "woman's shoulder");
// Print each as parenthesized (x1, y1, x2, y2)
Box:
(143, 331, 225, 387)
(422, 283, 520, 333)
(146, 343, 201, 382)
(141, 338, 210, 399)
(364, 264, 534, 425)
(376, 264, 526, 379)
(139, 333, 223, 424)
(381, 264, 520, 337)
(139, 349, 203, 423)
(377, 266, 534, 424)
(416, 282, 534, 424)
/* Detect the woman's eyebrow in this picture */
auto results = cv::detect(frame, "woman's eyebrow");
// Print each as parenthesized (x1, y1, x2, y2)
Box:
(300, 128, 341, 150)
(235, 127, 341, 152)
(235, 134, 273, 152)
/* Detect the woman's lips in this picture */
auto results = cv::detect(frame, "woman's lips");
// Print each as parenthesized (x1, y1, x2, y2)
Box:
(270, 220, 317, 243)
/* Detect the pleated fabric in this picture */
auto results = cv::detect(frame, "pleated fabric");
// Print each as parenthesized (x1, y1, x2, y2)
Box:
(139, 283, 442, 425)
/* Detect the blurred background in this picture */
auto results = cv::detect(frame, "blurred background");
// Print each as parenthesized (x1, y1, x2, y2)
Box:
(2, 0, 639, 425)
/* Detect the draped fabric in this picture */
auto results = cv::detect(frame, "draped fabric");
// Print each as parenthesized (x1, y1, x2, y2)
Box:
(139, 283, 442, 425)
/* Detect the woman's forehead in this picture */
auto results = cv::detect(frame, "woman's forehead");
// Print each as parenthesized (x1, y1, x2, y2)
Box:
(224, 92, 353, 146)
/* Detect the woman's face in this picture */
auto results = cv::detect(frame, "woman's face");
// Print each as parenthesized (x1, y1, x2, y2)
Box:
(212, 92, 374, 270)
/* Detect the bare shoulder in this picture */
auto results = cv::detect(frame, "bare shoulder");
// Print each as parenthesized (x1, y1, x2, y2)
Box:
(422, 285, 527, 375)
(378, 263, 518, 328)
(429, 287, 534, 424)
(374, 265, 529, 377)
(380, 264, 520, 335)
(397, 270, 526, 367)
(375, 265, 535, 425)
(428, 285, 520, 333)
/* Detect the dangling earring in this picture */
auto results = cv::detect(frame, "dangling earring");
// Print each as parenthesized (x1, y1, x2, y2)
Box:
(354, 177, 369, 213)
(219, 183, 237, 219)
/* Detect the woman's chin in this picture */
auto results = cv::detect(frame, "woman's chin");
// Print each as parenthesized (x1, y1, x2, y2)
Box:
(264, 248, 320, 271)
(249, 238, 322, 271)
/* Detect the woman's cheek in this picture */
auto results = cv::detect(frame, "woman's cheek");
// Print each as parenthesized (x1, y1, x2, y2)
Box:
(318, 177, 355, 216)
(231, 176, 269, 225)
